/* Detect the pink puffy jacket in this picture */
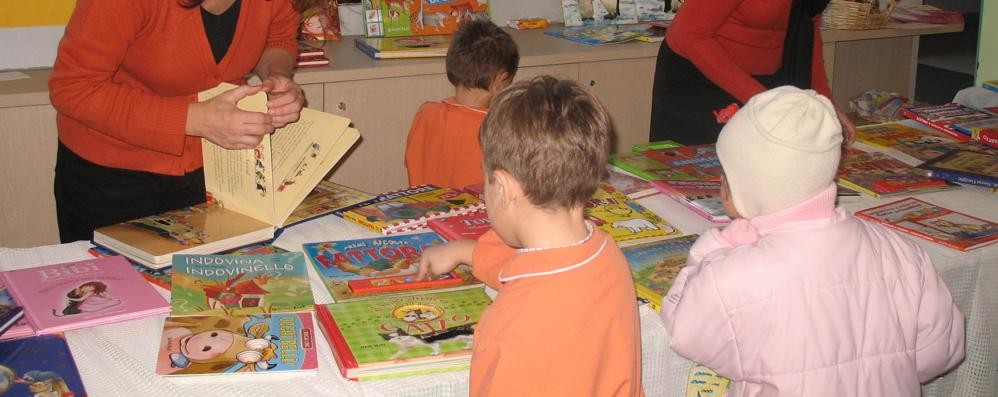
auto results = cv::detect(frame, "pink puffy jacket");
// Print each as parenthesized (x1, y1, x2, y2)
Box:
(662, 184, 965, 396)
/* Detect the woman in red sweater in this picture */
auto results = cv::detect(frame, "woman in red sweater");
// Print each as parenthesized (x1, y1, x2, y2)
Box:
(650, 0, 856, 145)
(49, 0, 304, 242)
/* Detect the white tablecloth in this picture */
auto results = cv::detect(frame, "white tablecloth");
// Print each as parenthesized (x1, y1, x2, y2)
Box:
(1, 188, 994, 397)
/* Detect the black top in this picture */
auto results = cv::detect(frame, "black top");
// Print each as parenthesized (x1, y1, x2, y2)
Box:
(201, 0, 242, 64)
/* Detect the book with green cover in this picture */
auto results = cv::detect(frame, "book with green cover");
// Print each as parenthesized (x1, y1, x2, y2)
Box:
(639, 144, 722, 181)
(631, 140, 682, 152)
(609, 152, 675, 180)
(315, 288, 492, 381)
(170, 253, 314, 316)
(621, 235, 698, 312)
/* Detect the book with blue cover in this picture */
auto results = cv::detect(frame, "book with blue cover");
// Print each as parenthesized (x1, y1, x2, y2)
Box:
(0, 334, 88, 396)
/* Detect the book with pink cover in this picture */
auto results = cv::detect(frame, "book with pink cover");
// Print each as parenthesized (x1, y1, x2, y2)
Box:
(0, 256, 170, 335)
(650, 180, 731, 223)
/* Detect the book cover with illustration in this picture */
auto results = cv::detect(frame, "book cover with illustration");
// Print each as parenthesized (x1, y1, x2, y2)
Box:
(0, 256, 170, 335)
(650, 180, 731, 223)
(855, 197, 998, 251)
(639, 144, 723, 181)
(0, 334, 87, 396)
(303, 232, 481, 302)
(155, 312, 318, 377)
(362, 0, 490, 38)
(562, 0, 639, 26)
(544, 24, 643, 45)
(354, 35, 451, 59)
(0, 280, 24, 339)
(607, 167, 659, 199)
(315, 288, 491, 380)
(427, 210, 491, 241)
(610, 152, 679, 181)
(585, 184, 682, 244)
(916, 149, 998, 189)
(298, 0, 341, 41)
(170, 253, 314, 317)
(283, 181, 376, 227)
(93, 202, 276, 269)
(621, 234, 698, 312)
(836, 149, 953, 198)
(685, 364, 731, 397)
(340, 185, 483, 235)
(900, 102, 997, 142)
(854, 120, 998, 165)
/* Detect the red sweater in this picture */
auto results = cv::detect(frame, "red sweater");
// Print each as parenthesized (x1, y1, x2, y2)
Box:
(665, 0, 832, 104)
(49, 0, 299, 176)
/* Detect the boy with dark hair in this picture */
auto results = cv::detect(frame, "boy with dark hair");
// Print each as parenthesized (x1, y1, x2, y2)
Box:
(418, 76, 644, 396)
(405, 19, 519, 188)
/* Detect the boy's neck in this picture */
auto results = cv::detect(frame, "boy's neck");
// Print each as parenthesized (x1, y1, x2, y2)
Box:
(454, 86, 493, 109)
(512, 206, 591, 250)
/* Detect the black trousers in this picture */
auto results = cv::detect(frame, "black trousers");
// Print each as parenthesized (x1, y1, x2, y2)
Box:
(54, 142, 207, 243)
(650, 42, 780, 145)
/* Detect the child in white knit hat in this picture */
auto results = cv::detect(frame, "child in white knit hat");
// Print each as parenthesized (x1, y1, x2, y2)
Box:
(662, 86, 965, 396)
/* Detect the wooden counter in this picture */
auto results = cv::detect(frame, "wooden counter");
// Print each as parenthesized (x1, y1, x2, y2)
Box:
(0, 22, 963, 247)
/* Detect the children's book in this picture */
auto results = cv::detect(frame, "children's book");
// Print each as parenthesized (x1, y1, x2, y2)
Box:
(303, 232, 482, 302)
(586, 184, 682, 244)
(93, 202, 276, 269)
(984, 80, 998, 93)
(562, 0, 639, 26)
(283, 181, 376, 228)
(361, 0, 490, 37)
(639, 144, 723, 181)
(95, 83, 360, 268)
(299, 0, 341, 41)
(354, 35, 451, 59)
(835, 148, 954, 198)
(0, 279, 24, 338)
(916, 149, 998, 189)
(297, 41, 326, 57)
(650, 180, 731, 223)
(890, 5, 965, 24)
(315, 288, 491, 380)
(340, 185, 483, 235)
(609, 152, 677, 181)
(170, 253, 314, 316)
(295, 54, 331, 68)
(631, 139, 682, 152)
(426, 210, 491, 241)
(155, 312, 318, 377)
(685, 364, 732, 397)
(978, 128, 998, 149)
(0, 256, 170, 335)
(853, 119, 998, 165)
(544, 24, 643, 45)
(0, 334, 88, 396)
(607, 167, 659, 199)
(621, 235, 697, 312)
(900, 103, 997, 142)
(855, 198, 998, 251)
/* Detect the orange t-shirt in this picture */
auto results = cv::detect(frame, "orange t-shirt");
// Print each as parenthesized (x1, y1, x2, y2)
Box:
(405, 98, 487, 189)
(469, 229, 644, 397)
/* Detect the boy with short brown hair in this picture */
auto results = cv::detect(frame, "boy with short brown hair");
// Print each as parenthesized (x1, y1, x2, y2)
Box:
(404, 19, 519, 189)
(418, 76, 644, 396)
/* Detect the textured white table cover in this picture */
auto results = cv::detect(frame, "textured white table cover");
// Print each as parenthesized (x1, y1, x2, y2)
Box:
(1, 187, 994, 397)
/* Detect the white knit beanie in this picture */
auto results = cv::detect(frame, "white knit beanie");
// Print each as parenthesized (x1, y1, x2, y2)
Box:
(716, 86, 842, 218)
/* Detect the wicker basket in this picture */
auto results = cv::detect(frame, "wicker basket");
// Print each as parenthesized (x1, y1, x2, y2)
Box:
(822, 0, 897, 30)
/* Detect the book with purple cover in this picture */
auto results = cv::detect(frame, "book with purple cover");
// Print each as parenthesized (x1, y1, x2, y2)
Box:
(0, 334, 88, 395)
(0, 256, 170, 335)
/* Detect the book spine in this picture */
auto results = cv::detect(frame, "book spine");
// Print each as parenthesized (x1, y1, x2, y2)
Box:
(854, 212, 969, 252)
(353, 39, 379, 60)
(976, 129, 998, 148)
(342, 211, 389, 234)
(634, 284, 662, 312)
(920, 168, 998, 189)
(900, 108, 972, 142)
(314, 304, 359, 380)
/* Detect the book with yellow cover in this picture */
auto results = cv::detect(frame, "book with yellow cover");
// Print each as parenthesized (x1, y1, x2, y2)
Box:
(95, 83, 360, 268)
(586, 183, 682, 244)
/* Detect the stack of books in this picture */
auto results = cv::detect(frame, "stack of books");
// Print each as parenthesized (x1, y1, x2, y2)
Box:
(337, 185, 484, 235)
(355, 0, 488, 59)
(900, 102, 998, 147)
(296, 41, 330, 68)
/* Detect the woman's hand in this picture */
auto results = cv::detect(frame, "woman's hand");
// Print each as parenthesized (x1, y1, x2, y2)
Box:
(186, 84, 274, 149)
(835, 104, 857, 146)
(261, 73, 305, 128)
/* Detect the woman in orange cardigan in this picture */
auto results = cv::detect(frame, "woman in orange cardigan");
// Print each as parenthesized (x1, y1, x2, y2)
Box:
(49, 0, 305, 242)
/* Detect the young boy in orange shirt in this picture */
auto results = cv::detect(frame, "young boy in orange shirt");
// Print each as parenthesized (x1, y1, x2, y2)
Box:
(404, 19, 519, 189)
(417, 76, 644, 396)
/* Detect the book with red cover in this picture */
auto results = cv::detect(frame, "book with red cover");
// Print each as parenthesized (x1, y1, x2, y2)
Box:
(638, 144, 723, 181)
(296, 54, 330, 68)
(900, 103, 996, 142)
(297, 41, 325, 57)
(855, 197, 998, 251)
(0, 256, 170, 335)
(650, 180, 731, 223)
(836, 148, 953, 198)
(426, 210, 491, 241)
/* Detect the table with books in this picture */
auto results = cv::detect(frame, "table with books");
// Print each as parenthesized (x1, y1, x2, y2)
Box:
(0, 180, 994, 396)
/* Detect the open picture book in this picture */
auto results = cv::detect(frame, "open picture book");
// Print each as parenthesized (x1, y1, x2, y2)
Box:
(94, 83, 360, 269)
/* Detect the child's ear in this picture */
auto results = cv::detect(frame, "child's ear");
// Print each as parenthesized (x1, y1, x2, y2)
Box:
(490, 72, 511, 92)
(491, 169, 521, 207)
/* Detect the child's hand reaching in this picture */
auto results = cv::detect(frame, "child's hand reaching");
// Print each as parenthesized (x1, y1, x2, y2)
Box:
(417, 240, 476, 281)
